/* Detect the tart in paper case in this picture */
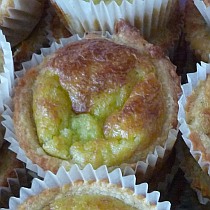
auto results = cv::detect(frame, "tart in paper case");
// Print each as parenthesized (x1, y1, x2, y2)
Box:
(176, 136, 210, 205)
(178, 61, 210, 204)
(3, 164, 171, 210)
(12, 0, 50, 71)
(184, 0, 210, 63)
(0, 0, 46, 47)
(50, 0, 183, 56)
(2, 20, 180, 181)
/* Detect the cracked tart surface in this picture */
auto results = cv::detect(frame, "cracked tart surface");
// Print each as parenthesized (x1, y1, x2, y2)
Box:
(13, 20, 180, 173)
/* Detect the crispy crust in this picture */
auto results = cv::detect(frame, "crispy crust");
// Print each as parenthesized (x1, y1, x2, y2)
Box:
(13, 20, 180, 173)
(17, 180, 155, 210)
(184, 0, 210, 62)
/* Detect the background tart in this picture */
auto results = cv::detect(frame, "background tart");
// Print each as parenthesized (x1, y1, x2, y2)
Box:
(0, 0, 46, 47)
(184, 0, 210, 62)
(10, 164, 171, 210)
(50, 0, 183, 57)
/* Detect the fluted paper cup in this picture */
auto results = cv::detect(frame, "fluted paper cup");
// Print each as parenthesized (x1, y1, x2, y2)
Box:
(3, 164, 171, 210)
(2, 29, 179, 181)
(0, 0, 46, 47)
(178, 61, 210, 204)
(50, 0, 183, 55)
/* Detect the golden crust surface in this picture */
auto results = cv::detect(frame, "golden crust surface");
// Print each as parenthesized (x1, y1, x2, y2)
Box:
(14, 20, 180, 173)
(184, 0, 210, 62)
(17, 180, 155, 210)
(185, 75, 210, 164)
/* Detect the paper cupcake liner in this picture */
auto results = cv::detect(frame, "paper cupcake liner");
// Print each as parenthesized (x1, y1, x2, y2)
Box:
(13, 1, 50, 71)
(176, 134, 210, 205)
(2, 34, 178, 180)
(194, 0, 210, 27)
(2, 164, 171, 210)
(178, 61, 210, 204)
(0, 0, 45, 47)
(0, 141, 33, 208)
(152, 140, 180, 200)
(51, 0, 179, 38)
(0, 167, 33, 209)
(46, 3, 72, 45)
(178, 61, 210, 173)
(177, 135, 210, 205)
(0, 30, 13, 148)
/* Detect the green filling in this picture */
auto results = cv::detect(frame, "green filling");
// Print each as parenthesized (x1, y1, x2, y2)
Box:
(33, 65, 156, 167)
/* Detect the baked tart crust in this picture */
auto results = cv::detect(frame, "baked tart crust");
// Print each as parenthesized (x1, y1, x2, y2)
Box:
(13, 20, 180, 173)
(185, 74, 210, 166)
(17, 180, 155, 210)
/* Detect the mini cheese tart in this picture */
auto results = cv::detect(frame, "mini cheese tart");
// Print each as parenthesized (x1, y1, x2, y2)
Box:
(184, 0, 210, 62)
(0, 0, 46, 47)
(12, 19, 180, 175)
(9, 165, 171, 210)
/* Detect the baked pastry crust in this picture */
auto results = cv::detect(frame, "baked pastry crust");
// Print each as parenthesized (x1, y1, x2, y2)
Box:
(185, 74, 210, 167)
(14, 20, 180, 173)
(184, 0, 210, 62)
(17, 180, 156, 210)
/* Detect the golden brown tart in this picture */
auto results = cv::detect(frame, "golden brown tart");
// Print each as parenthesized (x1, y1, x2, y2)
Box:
(13, 165, 171, 210)
(17, 180, 155, 210)
(13, 20, 180, 174)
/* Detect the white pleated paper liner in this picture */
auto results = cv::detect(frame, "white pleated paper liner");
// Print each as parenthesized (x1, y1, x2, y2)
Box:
(176, 133, 210, 205)
(2, 164, 171, 210)
(178, 61, 210, 175)
(13, 2, 50, 71)
(178, 61, 210, 205)
(2, 33, 178, 180)
(194, 0, 210, 27)
(0, 29, 14, 109)
(0, 0, 46, 47)
(46, 3, 72, 45)
(51, 0, 180, 39)
(0, 30, 14, 148)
